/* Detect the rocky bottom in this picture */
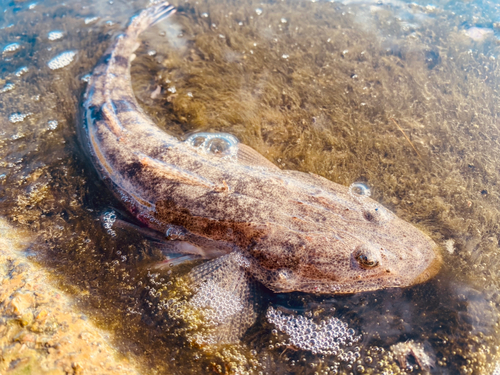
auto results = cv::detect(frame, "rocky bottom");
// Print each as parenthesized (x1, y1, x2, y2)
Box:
(0, 218, 140, 375)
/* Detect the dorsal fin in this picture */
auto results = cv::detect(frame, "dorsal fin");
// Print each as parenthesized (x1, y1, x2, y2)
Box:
(237, 143, 279, 170)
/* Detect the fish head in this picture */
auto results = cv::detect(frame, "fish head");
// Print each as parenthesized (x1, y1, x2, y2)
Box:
(247, 180, 441, 294)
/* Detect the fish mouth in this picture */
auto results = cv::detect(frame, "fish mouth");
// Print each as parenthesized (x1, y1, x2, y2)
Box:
(411, 245, 442, 285)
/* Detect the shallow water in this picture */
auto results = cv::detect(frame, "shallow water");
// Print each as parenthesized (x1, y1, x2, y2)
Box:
(2, 0, 500, 373)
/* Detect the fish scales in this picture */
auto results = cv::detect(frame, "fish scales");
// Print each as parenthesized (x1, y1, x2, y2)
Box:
(82, 2, 440, 300)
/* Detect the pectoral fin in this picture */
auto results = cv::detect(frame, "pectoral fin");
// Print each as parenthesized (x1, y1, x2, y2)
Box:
(185, 252, 260, 345)
(136, 151, 216, 189)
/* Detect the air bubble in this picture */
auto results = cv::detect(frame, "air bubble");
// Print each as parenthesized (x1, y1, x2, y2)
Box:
(207, 138, 231, 154)
(184, 132, 239, 159)
(255, 8, 263, 16)
(165, 225, 185, 240)
(84, 16, 99, 24)
(3, 43, 20, 54)
(102, 210, 117, 237)
(48, 30, 64, 41)
(349, 182, 371, 197)
(48, 50, 76, 70)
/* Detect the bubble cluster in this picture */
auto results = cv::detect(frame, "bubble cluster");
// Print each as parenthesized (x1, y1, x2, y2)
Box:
(102, 210, 117, 237)
(184, 132, 239, 159)
(1, 83, 15, 93)
(48, 30, 64, 41)
(15, 67, 28, 77)
(266, 307, 361, 357)
(9, 112, 31, 123)
(3, 42, 20, 54)
(47, 50, 77, 70)
(47, 120, 58, 130)
(189, 282, 244, 328)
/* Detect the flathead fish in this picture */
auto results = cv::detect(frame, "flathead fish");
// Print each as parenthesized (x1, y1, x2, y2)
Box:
(82, 2, 440, 341)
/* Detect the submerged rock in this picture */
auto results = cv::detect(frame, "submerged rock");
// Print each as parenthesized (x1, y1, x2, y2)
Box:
(0, 218, 140, 375)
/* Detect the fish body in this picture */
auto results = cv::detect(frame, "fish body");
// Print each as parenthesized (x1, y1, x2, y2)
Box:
(82, 3, 440, 296)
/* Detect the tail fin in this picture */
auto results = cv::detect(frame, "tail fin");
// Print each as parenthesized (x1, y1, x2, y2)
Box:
(126, 2, 176, 37)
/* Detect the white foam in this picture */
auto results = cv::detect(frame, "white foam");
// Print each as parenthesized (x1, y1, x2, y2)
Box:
(48, 30, 64, 41)
(48, 51, 76, 70)
(9, 113, 31, 123)
(3, 43, 20, 54)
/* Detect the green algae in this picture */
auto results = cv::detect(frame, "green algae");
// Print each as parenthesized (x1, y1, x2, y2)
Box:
(2, 0, 500, 374)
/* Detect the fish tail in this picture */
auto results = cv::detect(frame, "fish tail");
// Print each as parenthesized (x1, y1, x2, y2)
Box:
(126, 2, 176, 37)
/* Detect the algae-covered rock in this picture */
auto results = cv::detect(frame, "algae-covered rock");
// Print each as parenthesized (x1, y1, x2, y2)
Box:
(0, 218, 140, 375)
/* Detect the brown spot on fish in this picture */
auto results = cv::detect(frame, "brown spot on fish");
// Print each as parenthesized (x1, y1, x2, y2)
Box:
(155, 199, 267, 248)
(113, 99, 138, 114)
(113, 54, 129, 68)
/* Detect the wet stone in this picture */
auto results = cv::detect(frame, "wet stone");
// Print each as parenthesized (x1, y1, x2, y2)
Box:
(0, 218, 140, 375)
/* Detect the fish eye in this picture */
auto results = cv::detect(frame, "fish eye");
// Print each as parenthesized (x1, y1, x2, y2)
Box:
(354, 247, 380, 269)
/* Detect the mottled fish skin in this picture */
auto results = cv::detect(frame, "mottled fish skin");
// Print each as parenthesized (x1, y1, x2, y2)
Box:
(82, 2, 440, 294)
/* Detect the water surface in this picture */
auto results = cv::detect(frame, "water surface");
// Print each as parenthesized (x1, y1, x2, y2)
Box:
(1, 0, 500, 374)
